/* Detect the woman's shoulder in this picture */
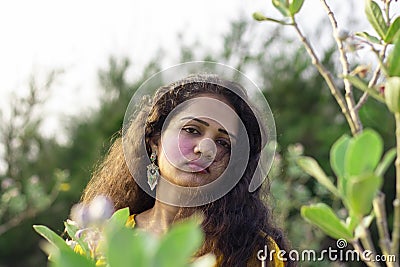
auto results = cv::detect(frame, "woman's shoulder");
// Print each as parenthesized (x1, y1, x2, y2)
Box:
(266, 237, 285, 267)
(249, 230, 285, 267)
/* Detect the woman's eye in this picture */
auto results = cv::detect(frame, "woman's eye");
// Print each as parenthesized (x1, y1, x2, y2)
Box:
(183, 127, 200, 135)
(217, 139, 231, 149)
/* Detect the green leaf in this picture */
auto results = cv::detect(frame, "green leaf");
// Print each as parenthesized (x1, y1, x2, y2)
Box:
(106, 227, 156, 267)
(289, 0, 305, 16)
(252, 12, 291, 25)
(155, 219, 204, 267)
(355, 31, 381, 44)
(330, 135, 351, 198)
(64, 221, 90, 258)
(301, 203, 353, 240)
(49, 245, 96, 267)
(365, 0, 388, 39)
(272, 0, 291, 17)
(108, 207, 130, 228)
(375, 148, 396, 176)
(330, 135, 351, 179)
(104, 208, 152, 267)
(344, 75, 384, 102)
(63, 220, 79, 240)
(385, 77, 400, 113)
(345, 129, 383, 176)
(345, 216, 359, 233)
(355, 214, 376, 238)
(33, 225, 71, 252)
(387, 36, 400, 77)
(385, 16, 400, 44)
(297, 157, 340, 197)
(347, 173, 382, 216)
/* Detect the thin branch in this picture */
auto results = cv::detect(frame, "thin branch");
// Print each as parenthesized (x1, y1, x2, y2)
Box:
(392, 113, 400, 257)
(354, 35, 389, 109)
(355, 92, 369, 111)
(351, 239, 380, 267)
(384, 1, 391, 27)
(392, 198, 400, 257)
(355, 47, 387, 111)
(320, 0, 362, 134)
(373, 193, 399, 267)
(0, 177, 62, 236)
(359, 226, 379, 263)
(291, 20, 357, 135)
(373, 192, 393, 265)
(0, 207, 39, 236)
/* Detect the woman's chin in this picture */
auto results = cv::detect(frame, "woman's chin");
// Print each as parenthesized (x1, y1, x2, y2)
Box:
(170, 172, 214, 187)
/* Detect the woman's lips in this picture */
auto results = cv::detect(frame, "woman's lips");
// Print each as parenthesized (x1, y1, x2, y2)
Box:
(186, 163, 210, 174)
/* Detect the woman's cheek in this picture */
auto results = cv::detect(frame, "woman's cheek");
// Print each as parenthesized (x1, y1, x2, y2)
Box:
(177, 133, 195, 159)
(161, 131, 194, 164)
(214, 147, 230, 162)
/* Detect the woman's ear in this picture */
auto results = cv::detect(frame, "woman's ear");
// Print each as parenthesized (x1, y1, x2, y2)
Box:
(149, 136, 160, 152)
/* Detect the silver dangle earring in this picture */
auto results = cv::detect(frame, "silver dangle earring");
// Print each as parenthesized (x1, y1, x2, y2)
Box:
(147, 151, 160, 190)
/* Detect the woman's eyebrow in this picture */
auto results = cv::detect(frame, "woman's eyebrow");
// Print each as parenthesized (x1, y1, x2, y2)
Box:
(181, 116, 209, 126)
(218, 129, 237, 141)
(180, 116, 237, 141)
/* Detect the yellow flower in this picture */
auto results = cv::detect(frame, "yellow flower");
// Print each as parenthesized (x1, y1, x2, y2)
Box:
(59, 182, 71, 191)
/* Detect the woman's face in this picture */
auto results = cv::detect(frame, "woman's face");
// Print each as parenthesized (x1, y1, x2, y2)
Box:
(154, 94, 239, 187)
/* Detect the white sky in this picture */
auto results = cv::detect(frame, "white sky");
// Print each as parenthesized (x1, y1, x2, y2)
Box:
(0, 0, 397, 142)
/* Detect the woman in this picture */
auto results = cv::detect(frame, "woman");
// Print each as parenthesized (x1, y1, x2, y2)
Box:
(80, 73, 293, 266)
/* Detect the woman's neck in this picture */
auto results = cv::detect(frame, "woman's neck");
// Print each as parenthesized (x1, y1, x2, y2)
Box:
(135, 177, 183, 235)
(135, 200, 179, 236)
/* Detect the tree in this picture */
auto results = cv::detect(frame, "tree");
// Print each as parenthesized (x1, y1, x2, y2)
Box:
(254, 0, 400, 265)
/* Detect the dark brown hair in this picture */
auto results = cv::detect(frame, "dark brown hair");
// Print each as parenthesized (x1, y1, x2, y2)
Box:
(81, 74, 294, 266)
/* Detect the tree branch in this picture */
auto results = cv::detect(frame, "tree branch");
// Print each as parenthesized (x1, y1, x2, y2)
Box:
(320, 0, 362, 134)
(373, 192, 394, 266)
(291, 20, 357, 135)
(392, 112, 400, 258)
(351, 239, 380, 267)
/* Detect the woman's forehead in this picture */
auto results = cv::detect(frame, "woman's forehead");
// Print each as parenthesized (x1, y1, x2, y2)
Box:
(194, 92, 235, 106)
(167, 96, 240, 133)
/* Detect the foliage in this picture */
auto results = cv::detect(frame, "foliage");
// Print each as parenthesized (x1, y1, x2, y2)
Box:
(33, 203, 215, 267)
(299, 129, 393, 238)
(269, 144, 335, 266)
(58, 57, 161, 197)
(254, 0, 400, 266)
(0, 71, 69, 237)
(0, 59, 161, 266)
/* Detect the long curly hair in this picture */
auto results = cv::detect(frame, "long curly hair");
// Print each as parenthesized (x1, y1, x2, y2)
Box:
(81, 74, 294, 266)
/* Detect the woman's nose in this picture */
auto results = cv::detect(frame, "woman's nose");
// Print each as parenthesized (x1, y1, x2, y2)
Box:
(194, 138, 217, 160)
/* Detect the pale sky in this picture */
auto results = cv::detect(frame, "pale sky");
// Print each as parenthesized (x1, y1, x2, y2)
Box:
(0, 0, 396, 142)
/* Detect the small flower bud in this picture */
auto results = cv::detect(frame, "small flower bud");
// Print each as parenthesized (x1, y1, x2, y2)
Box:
(1, 178, 14, 190)
(351, 65, 370, 78)
(337, 29, 350, 41)
(87, 196, 114, 224)
(75, 229, 87, 239)
(70, 203, 90, 228)
(66, 239, 77, 249)
(9, 188, 19, 197)
(293, 143, 304, 155)
(253, 12, 267, 21)
(379, 85, 385, 95)
(29, 175, 39, 184)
